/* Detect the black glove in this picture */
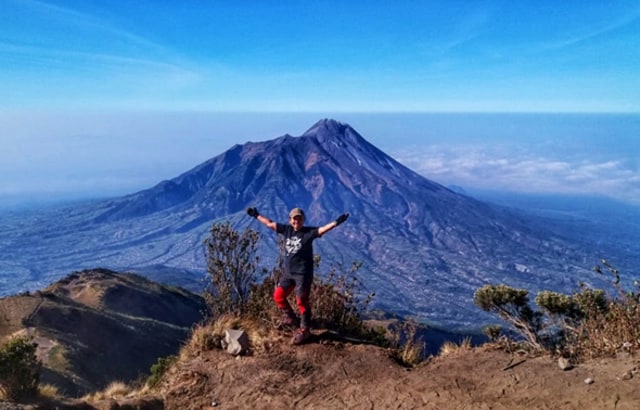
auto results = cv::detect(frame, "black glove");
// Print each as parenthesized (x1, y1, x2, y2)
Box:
(247, 207, 259, 218)
(335, 213, 349, 226)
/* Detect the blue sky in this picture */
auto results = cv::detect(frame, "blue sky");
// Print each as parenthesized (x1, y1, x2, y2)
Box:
(2, 0, 639, 112)
(1, 1, 639, 205)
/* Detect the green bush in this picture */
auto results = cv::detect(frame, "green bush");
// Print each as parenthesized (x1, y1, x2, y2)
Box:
(535, 291, 579, 317)
(146, 355, 177, 388)
(473, 284, 543, 351)
(481, 325, 503, 342)
(203, 222, 261, 317)
(0, 336, 40, 401)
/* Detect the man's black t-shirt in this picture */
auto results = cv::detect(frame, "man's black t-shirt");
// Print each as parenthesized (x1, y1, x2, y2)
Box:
(276, 223, 320, 275)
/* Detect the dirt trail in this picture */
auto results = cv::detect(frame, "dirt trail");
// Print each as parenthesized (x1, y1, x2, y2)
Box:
(158, 333, 640, 410)
(2, 333, 638, 410)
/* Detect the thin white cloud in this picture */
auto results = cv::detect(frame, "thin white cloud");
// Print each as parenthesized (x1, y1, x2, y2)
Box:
(11, 0, 169, 54)
(543, 5, 640, 50)
(392, 145, 640, 204)
(0, 41, 195, 76)
(415, 2, 495, 66)
(1, 0, 202, 102)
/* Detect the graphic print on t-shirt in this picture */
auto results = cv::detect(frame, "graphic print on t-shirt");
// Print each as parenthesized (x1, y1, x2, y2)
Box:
(285, 236, 302, 256)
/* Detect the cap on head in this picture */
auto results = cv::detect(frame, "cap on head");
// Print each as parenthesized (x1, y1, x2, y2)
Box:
(289, 207, 305, 218)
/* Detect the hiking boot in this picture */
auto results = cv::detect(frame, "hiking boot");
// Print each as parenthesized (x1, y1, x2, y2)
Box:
(277, 314, 300, 330)
(292, 328, 312, 345)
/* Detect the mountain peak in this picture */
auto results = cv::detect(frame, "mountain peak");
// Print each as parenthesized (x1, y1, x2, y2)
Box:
(303, 118, 349, 137)
(301, 118, 367, 149)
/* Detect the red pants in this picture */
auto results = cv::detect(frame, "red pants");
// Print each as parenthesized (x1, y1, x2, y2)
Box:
(273, 272, 312, 328)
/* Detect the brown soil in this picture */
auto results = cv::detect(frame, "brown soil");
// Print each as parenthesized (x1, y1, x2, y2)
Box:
(2, 329, 639, 410)
(153, 330, 640, 410)
(2, 270, 639, 409)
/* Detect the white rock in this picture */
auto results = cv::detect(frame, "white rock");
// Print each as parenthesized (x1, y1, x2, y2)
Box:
(224, 329, 249, 356)
(558, 357, 573, 371)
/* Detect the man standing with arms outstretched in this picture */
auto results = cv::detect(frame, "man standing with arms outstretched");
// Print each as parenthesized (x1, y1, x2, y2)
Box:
(246, 206, 349, 344)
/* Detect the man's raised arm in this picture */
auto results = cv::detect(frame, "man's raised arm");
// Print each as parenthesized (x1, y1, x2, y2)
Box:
(319, 212, 349, 236)
(247, 207, 277, 231)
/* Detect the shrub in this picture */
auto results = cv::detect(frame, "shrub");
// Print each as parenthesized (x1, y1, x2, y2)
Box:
(147, 356, 177, 388)
(481, 325, 503, 342)
(245, 272, 280, 323)
(473, 284, 543, 351)
(572, 287, 607, 315)
(203, 222, 261, 317)
(475, 260, 640, 360)
(535, 291, 579, 318)
(569, 261, 640, 358)
(0, 336, 40, 401)
(246, 254, 377, 339)
(311, 259, 375, 336)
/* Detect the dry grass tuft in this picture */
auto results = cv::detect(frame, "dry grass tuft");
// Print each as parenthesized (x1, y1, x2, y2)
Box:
(389, 318, 426, 367)
(102, 380, 130, 398)
(83, 381, 132, 401)
(180, 323, 219, 361)
(395, 339, 426, 367)
(38, 383, 60, 399)
(439, 337, 473, 357)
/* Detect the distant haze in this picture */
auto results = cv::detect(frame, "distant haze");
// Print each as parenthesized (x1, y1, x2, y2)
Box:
(1, 112, 639, 207)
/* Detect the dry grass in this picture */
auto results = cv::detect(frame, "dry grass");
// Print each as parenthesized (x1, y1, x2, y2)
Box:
(439, 337, 473, 357)
(102, 380, 130, 398)
(82, 382, 154, 404)
(389, 318, 426, 367)
(394, 339, 426, 367)
(569, 297, 640, 359)
(180, 323, 219, 361)
(82, 381, 132, 401)
(211, 314, 273, 353)
(180, 314, 273, 361)
(38, 383, 60, 399)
